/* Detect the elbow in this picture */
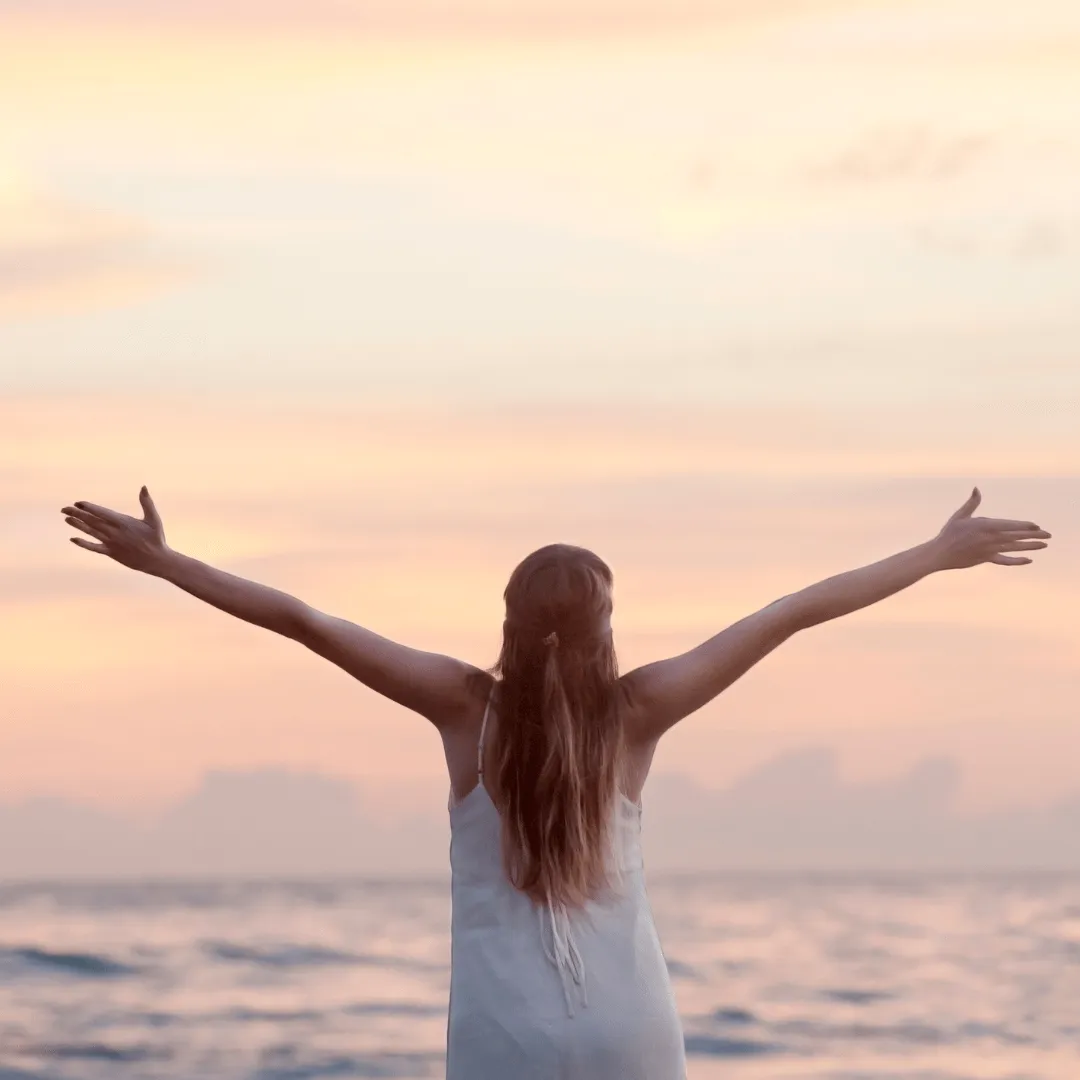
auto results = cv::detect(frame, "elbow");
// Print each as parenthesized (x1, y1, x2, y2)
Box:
(771, 593, 816, 635)
(280, 600, 315, 642)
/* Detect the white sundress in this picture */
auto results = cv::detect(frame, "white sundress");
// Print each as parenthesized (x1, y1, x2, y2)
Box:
(445, 690, 687, 1078)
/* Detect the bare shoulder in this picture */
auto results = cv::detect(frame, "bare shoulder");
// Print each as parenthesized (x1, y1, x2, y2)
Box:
(439, 669, 497, 740)
(440, 671, 498, 798)
(615, 675, 652, 745)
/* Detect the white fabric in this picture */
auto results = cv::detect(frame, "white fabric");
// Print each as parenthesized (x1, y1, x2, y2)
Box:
(539, 896, 588, 1017)
(445, 688, 687, 1078)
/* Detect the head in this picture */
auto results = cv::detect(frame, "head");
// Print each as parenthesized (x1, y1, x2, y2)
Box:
(489, 544, 628, 912)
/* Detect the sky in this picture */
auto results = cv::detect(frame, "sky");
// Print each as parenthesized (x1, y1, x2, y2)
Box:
(4, 754, 1079, 877)
(1, 0, 1078, 840)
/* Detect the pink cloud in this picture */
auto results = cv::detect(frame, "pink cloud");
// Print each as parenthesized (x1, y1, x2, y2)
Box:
(3, 0, 858, 40)
(0, 186, 200, 321)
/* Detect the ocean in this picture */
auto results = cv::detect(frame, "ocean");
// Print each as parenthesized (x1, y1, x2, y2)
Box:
(1, 874, 1077, 1080)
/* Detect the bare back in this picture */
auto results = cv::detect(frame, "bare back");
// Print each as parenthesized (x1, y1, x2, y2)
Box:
(441, 677, 655, 810)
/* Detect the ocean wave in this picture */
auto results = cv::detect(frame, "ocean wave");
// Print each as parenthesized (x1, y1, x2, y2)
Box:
(663, 957, 704, 981)
(0, 880, 447, 914)
(0, 946, 136, 978)
(220, 1007, 323, 1023)
(78, 1008, 177, 1030)
(342, 1002, 446, 1018)
(821, 987, 895, 1005)
(200, 940, 443, 973)
(772, 1017, 1035, 1047)
(710, 1006, 758, 1025)
(955, 1021, 1035, 1046)
(775, 1018, 949, 1045)
(683, 1034, 783, 1057)
(252, 1050, 443, 1079)
(203, 941, 361, 967)
(31, 1042, 169, 1063)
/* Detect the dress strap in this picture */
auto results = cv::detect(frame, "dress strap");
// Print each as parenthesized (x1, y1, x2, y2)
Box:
(477, 683, 494, 779)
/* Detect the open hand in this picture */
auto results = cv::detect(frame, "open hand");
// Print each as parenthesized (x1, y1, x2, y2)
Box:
(933, 487, 1051, 570)
(61, 486, 171, 575)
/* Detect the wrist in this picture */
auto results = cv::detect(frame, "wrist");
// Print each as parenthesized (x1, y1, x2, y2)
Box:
(918, 536, 950, 574)
(149, 545, 183, 581)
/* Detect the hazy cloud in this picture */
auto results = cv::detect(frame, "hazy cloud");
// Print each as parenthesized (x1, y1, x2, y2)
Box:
(810, 126, 997, 187)
(1011, 219, 1072, 260)
(912, 218, 1074, 260)
(1, 752, 1077, 879)
(0, 187, 198, 320)
(0, 565, 154, 604)
(645, 750, 1080, 871)
(2, 0, 860, 39)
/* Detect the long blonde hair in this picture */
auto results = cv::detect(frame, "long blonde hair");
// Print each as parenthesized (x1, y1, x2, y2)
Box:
(487, 544, 629, 912)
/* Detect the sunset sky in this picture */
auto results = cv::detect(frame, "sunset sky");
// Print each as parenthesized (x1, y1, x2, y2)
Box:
(2, 0, 1077, 827)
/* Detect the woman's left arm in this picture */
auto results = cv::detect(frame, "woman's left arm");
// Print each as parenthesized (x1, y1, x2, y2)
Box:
(62, 487, 482, 728)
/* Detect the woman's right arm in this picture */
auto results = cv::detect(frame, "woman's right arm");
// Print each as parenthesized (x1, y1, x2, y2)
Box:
(620, 488, 1050, 746)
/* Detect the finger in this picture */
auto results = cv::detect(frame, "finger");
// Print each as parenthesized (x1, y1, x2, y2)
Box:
(72, 500, 128, 526)
(989, 554, 1032, 566)
(64, 506, 119, 532)
(62, 506, 117, 533)
(999, 529, 1051, 540)
(139, 486, 162, 531)
(987, 519, 1042, 531)
(65, 515, 110, 542)
(70, 537, 109, 555)
(995, 540, 1048, 552)
(949, 487, 981, 521)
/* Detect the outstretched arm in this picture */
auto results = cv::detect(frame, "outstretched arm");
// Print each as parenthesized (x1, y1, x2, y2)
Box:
(61, 487, 482, 728)
(621, 488, 1050, 745)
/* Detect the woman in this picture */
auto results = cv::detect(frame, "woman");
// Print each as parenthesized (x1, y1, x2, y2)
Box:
(61, 485, 1049, 1078)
